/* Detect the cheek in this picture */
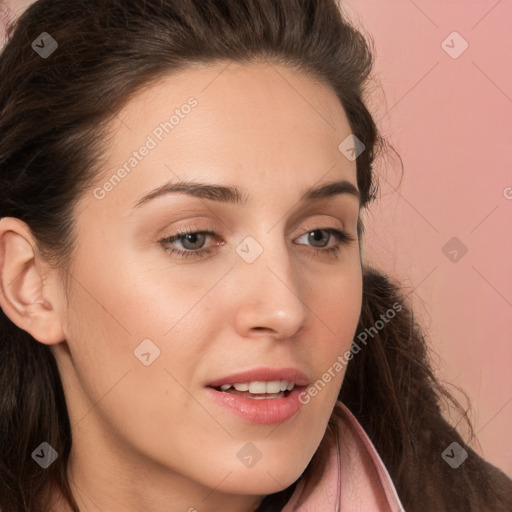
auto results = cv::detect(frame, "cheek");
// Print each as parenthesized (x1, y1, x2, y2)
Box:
(315, 262, 363, 357)
(60, 261, 220, 474)
(301, 263, 362, 409)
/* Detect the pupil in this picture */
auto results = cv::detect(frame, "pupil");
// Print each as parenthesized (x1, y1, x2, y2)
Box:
(184, 233, 204, 249)
(310, 229, 327, 247)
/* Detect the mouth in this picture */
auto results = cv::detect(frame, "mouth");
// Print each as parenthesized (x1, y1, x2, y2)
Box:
(210, 380, 296, 400)
(205, 368, 309, 425)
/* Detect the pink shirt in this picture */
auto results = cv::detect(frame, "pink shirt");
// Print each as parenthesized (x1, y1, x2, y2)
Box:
(282, 401, 406, 511)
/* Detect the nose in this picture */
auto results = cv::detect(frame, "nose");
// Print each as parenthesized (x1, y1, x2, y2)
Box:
(232, 236, 309, 341)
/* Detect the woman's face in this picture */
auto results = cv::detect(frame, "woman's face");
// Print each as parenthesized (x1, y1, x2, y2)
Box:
(53, 61, 363, 510)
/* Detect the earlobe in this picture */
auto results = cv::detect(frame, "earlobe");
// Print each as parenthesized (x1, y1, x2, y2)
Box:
(0, 217, 66, 345)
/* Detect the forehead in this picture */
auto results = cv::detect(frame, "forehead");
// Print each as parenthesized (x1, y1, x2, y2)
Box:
(116, 60, 350, 129)
(90, 61, 357, 210)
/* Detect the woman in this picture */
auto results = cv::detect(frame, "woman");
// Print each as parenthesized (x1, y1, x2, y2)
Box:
(0, 0, 510, 511)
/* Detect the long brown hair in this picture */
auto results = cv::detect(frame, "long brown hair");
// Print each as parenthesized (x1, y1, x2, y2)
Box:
(0, 1, 510, 511)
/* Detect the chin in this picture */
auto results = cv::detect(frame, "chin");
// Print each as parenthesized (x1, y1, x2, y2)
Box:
(219, 450, 312, 496)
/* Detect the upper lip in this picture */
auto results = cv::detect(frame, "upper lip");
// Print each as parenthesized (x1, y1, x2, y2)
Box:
(207, 367, 309, 388)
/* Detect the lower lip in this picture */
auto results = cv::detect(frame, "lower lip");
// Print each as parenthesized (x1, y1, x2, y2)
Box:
(205, 386, 305, 425)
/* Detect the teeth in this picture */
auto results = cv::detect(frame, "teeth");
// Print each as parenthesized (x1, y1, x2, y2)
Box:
(218, 380, 296, 393)
(266, 381, 282, 394)
(248, 381, 267, 394)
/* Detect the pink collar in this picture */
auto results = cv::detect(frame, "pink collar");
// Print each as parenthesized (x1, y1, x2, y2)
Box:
(282, 401, 406, 511)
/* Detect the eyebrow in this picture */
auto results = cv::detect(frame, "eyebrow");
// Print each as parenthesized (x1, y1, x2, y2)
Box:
(133, 178, 360, 208)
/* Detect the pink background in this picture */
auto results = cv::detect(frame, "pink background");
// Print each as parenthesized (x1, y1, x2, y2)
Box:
(347, 0, 512, 477)
(2, 0, 511, 477)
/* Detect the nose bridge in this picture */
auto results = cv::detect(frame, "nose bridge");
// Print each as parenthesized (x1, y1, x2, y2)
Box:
(233, 226, 308, 338)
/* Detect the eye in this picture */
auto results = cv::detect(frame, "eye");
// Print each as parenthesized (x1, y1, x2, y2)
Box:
(295, 228, 357, 258)
(297, 228, 336, 248)
(158, 225, 357, 260)
(169, 231, 210, 251)
(159, 225, 220, 259)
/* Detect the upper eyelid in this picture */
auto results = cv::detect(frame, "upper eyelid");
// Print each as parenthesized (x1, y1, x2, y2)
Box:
(164, 222, 348, 239)
(163, 214, 349, 237)
(161, 224, 352, 248)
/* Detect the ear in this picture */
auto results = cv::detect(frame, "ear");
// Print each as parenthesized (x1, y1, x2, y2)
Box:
(0, 217, 66, 345)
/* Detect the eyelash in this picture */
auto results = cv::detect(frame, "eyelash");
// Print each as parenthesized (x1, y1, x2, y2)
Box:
(158, 224, 357, 260)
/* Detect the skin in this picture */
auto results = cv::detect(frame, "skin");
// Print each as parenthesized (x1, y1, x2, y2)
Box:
(0, 61, 363, 512)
